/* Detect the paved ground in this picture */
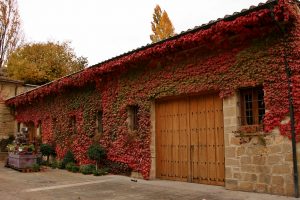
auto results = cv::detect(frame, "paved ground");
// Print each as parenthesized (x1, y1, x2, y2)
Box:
(0, 164, 297, 200)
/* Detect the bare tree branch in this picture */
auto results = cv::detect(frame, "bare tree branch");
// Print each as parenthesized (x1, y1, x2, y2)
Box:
(0, 0, 22, 68)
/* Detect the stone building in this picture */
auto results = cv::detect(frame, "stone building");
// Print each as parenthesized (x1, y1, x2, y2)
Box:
(0, 77, 36, 139)
(5, 0, 300, 197)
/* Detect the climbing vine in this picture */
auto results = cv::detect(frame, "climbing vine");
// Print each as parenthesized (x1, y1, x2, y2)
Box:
(6, 1, 300, 179)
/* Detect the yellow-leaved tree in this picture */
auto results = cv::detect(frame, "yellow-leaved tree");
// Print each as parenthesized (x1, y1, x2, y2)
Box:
(150, 5, 175, 43)
(7, 41, 88, 85)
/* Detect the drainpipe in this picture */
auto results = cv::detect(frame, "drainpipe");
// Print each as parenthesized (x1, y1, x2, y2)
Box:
(269, 3, 299, 198)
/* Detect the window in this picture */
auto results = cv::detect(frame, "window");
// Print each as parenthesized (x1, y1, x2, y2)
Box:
(69, 116, 77, 134)
(96, 111, 103, 134)
(52, 118, 58, 135)
(240, 87, 265, 125)
(17, 122, 21, 132)
(127, 105, 138, 131)
(37, 120, 42, 137)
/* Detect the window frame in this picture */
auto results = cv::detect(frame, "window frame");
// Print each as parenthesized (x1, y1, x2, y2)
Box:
(96, 111, 103, 134)
(37, 120, 42, 137)
(240, 87, 265, 126)
(69, 116, 77, 134)
(127, 105, 139, 131)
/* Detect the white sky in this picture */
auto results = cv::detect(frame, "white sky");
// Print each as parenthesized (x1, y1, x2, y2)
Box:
(18, 0, 267, 66)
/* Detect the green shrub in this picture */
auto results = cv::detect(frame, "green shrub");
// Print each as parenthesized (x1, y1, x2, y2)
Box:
(71, 165, 79, 173)
(27, 144, 35, 152)
(80, 164, 96, 175)
(40, 144, 55, 164)
(51, 160, 58, 169)
(62, 151, 76, 168)
(92, 169, 101, 176)
(32, 163, 40, 172)
(93, 168, 109, 176)
(65, 162, 76, 171)
(40, 160, 48, 166)
(57, 160, 64, 169)
(105, 160, 132, 175)
(87, 144, 106, 170)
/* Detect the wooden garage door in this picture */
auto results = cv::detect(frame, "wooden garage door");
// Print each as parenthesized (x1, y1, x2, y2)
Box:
(155, 94, 224, 186)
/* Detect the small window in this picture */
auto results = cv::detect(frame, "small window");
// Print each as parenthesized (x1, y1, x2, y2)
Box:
(52, 118, 58, 134)
(127, 105, 138, 131)
(37, 120, 42, 137)
(240, 87, 265, 125)
(69, 116, 77, 134)
(96, 111, 103, 134)
(17, 122, 21, 132)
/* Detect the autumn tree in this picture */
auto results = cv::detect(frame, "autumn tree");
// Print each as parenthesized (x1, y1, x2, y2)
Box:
(0, 0, 22, 68)
(6, 41, 88, 85)
(150, 5, 175, 43)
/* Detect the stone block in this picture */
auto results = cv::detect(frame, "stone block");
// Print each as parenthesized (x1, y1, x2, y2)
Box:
(271, 176, 284, 185)
(223, 98, 233, 107)
(224, 118, 231, 126)
(233, 173, 242, 179)
(259, 174, 271, 184)
(230, 137, 240, 145)
(224, 126, 237, 133)
(267, 155, 282, 165)
(241, 165, 256, 173)
(223, 107, 237, 118)
(239, 181, 254, 192)
(272, 164, 291, 174)
(225, 147, 236, 158)
(252, 155, 266, 165)
(269, 145, 282, 154)
(255, 183, 268, 193)
(232, 167, 240, 172)
(225, 179, 238, 190)
(243, 173, 257, 182)
(241, 156, 251, 165)
(285, 153, 293, 162)
(236, 146, 245, 156)
(225, 158, 239, 166)
(285, 175, 293, 184)
(256, 166, 271, 174)
(274, 135, 284, 144)
(282, 143, 292, 153)
(225, 167, 232, 178)
(270, 185, 284, 195)
(286, 184, 295, 196)
(245, 146, 266, 155)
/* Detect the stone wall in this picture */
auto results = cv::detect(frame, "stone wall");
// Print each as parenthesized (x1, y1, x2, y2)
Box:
(224, 92, 298, 196)
(0, 81, 36, 139)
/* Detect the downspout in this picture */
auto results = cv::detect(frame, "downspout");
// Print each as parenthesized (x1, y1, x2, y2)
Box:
(269, 3, 299, 198)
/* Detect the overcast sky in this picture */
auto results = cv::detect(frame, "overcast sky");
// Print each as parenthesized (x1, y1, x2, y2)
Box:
(18, 0, 267, 66)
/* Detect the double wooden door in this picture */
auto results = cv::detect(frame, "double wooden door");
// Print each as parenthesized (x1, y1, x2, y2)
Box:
(155, 94, 225, 186)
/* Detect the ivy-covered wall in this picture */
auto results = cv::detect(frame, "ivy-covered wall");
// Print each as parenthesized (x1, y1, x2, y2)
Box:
(8, 1, 300, 179)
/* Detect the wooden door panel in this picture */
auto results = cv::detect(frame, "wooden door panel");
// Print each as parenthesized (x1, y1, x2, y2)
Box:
(156, 94, 224, 185)
(206, 95, 217, 184)
(189, 97, 199, 182)
(178, 98, 188, 181)
(214, 95, 225, 185)
(165, 102, 173, 179)
(197, 96, 209, 184)
(172, 101, 180, 180)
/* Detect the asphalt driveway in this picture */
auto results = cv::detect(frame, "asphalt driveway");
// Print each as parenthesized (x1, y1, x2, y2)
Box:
(0, 164, 297, 200)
